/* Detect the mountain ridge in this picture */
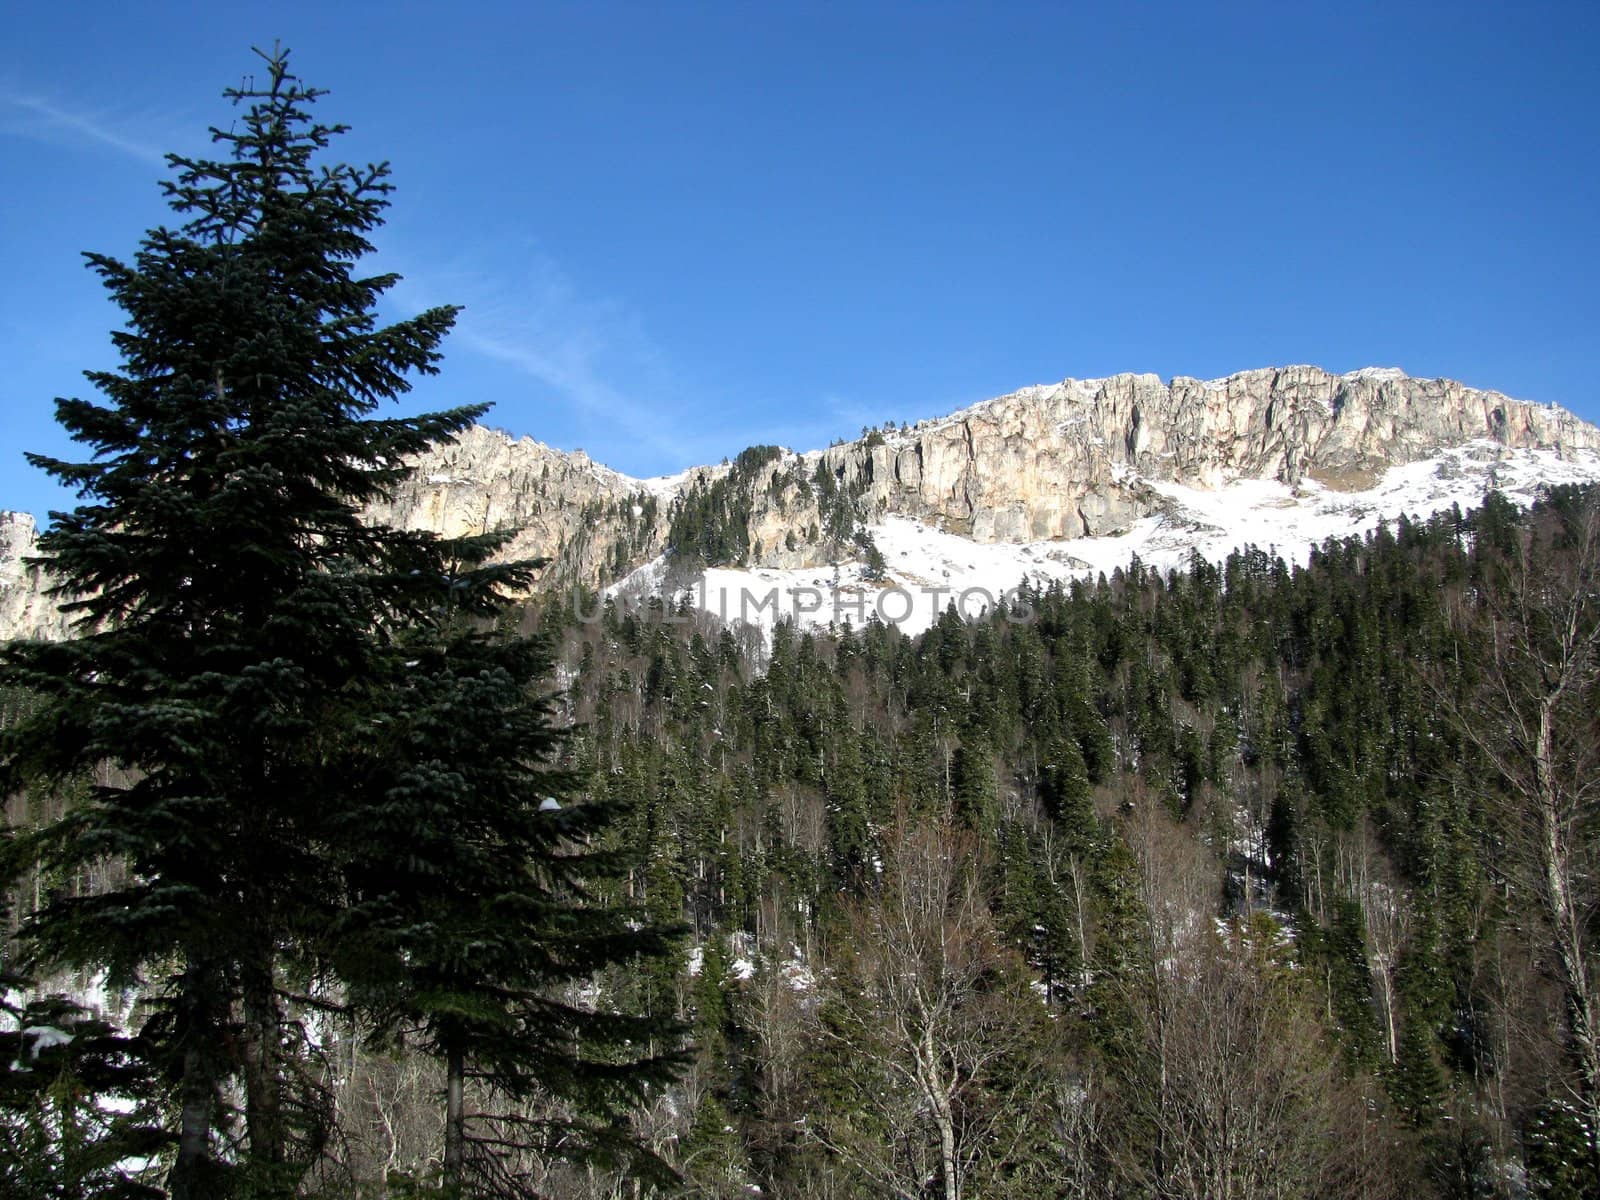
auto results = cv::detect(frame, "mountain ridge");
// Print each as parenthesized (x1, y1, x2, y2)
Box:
(366, 363, 1600, 577)
(5, 365, 1599, 641)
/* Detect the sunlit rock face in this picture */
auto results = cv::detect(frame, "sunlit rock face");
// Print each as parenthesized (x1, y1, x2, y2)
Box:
(4, 366, 1597, 641)
(361, 424, 674, 590)
(0, 512, 72, 642)
(803, 366, 1599, 545)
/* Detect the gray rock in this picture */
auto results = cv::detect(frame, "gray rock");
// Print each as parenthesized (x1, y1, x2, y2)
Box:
(4, 366, 1596, 641)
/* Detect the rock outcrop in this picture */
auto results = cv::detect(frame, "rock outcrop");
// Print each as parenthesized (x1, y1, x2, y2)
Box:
(805, 365, 1599, 545)
(362, 424, 673, 589)
(0, 513, 72, 642)
(4, 366, 1596, 641)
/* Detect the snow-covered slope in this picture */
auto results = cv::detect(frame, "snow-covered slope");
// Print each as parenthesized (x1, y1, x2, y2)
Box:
(345, 364, 1600, 591)
(608, 441, 1600, 639)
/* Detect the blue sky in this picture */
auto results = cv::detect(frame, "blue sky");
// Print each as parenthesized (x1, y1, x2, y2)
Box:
(4, 1, 1597, 521)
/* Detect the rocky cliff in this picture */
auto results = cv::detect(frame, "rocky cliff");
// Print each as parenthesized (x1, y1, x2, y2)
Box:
(377, 366, 1600, 578)
(806, 365, 1598, 544)
(0, 512, 72, 642)
(4, 366, 1597, 641)
(362, 423, 673, 588)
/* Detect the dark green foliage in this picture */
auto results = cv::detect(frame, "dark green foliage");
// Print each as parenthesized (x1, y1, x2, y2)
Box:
(0, 989, 168, 1199)
(812, 454, 872, 545)
(6, 145, 1596, 1199)
(604, 491, 659, 578)
(666, 446, 782, 566)
(0, 45, 678, 1198)
(331, 626, 687, 1177)
(852, 528, 887, 580)
(1303, 898, 1383, 1065)
(1, 46, 489, 1194)
(527, 482, 1600, 1196)
(950, 740, 996, 828)
(6, 474, 1594, 1194)
(1525, 1098, 1595, 1200)
(1039, 734, 1093, 831)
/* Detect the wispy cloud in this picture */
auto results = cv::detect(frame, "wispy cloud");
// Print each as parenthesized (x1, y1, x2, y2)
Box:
(2, 92, 168, 164)
(457, 323, 699, 465)
(384, 242, 703, 472)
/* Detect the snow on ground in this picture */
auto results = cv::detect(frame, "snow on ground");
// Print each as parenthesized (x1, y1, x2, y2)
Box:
(1139, 441, 1600, 574)
(635, 465, 706, 502)
(609, 553, 671, 598)
(603, 444, 1600, 643)
(19, 1024, 74, 1057)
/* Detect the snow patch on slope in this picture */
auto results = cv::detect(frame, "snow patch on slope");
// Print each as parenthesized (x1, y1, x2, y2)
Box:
(608, 444, 1600, 643)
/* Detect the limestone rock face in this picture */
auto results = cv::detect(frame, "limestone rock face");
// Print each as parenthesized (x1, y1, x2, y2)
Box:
(3, 366, 1597, 641)
(361, 424, 673, 591)
(794, 366, 1600, 547)
(0, 512, 71, 642)
(344, 366, 1600, 575)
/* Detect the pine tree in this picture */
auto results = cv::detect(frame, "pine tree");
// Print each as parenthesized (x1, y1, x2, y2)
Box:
(950, 740, 996, 830)
(0, 45, 674, 1197)
(0, 965, 168, 1198)
(332, 625, 686, 1191)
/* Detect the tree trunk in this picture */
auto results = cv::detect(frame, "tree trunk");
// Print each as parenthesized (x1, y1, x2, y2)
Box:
(936, 1091, 959, 1200)
(921, 1027, 960, 1200)
(444, 1042, 466, 1185)
(242, 954, 286, 1175)
(168, 963, 218, 1200)
(1535, 701, 1600, 1190)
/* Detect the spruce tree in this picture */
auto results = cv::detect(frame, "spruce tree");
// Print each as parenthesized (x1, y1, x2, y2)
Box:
(0, 45, 676, 1197)
(0, 988, 168, 1199)
(333, 624, 686, 1190)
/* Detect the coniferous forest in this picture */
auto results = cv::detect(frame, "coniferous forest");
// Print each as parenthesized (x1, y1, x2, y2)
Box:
(520, 485, 1599, 1200)
(3, 46, 1600, 1200)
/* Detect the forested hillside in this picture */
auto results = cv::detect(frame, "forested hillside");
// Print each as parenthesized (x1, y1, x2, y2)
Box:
(8, 480, 1598, 1197)
(524, 482, 1597, 1198)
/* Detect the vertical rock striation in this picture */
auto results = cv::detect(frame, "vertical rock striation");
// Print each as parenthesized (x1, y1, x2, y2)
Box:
(3, 366, 1597, 641)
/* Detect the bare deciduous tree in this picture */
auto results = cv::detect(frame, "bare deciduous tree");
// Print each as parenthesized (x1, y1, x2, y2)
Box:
(1443, 494, 1600, 1186)
(1110, 800, 1405, 1200)
(805, 818, 1066, 1200)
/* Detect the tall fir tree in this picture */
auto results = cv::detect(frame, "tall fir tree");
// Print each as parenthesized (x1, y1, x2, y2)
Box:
(0, 45, 677, 1198)
(333, 623, 686, 1191)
